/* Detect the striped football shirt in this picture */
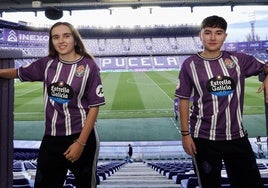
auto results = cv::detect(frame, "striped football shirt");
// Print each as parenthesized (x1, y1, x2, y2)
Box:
(18, 56, 105, 136)
(175, 51, 265, 140)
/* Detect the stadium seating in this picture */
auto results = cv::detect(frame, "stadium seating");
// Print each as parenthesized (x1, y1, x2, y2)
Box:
(13, 178, 31, 188)
(13, 185, 32, 188)
(13, 161, 26, 172)
(181, 176, 198, 188)
(2, 36, 201, 58)
(13, 156, 126, 187)
(2, 36, 266, 62)
(147, 160, 268, 188)
(12, 149, 268, 187)
(63, 185, 75, 188)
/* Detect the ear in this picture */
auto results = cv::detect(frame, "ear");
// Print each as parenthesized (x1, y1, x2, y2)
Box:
(199, 31, 203, 41)
(223, 32, 228, 41)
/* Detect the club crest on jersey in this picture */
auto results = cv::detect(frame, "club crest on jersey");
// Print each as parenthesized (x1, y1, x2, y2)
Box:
(47, 81, 74, 104)
(224, 58, 235, 69)
(206, 74, 235, 97)
(75, 65, 86, 77)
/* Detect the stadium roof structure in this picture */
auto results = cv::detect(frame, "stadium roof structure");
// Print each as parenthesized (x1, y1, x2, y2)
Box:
(0, 18, 200, 38)
(0, 0, 268, 16)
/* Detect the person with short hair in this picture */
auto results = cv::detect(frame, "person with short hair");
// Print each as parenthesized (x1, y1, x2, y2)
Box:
(0, 22, 105, 188)
(127, 144, 133, 162)
(175, 15, 267, 188)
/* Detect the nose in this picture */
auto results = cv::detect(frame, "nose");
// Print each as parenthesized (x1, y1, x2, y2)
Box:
(210, 33, 216, 40)
(58, 36, 64, 43)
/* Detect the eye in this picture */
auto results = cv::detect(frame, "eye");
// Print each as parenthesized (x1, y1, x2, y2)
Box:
(52, 36, 59, 40)
(216, 32, 224, 35)
(63, 33, 72, 38)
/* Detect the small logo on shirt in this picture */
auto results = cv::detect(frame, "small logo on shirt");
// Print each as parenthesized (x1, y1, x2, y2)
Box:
(96, 85, 104, 98)
(48, 81, 74, 104)
(206, 75, 235, 96)
(224, 58, 235, 69)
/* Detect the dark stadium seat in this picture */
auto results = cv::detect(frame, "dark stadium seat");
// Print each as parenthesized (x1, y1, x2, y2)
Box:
(23, 161, 36, 170)
(13, 178, 31, 187)
(14, 148, 39, 160)
(168, 170, 185, 179)
(221, 185, 231, 188)
(263, 177, 268, 184)
(97, 170, 107, 181)
(13, 185, 32, 188)
(63, 184, 74, 188)
(175, 173, 197, 184)
(180, 177, 198, 188)
(221, 177, 230, 185)
(13, 161, 25, 172)
(96, 174, 100, 185)
(64, 176, 75, 186)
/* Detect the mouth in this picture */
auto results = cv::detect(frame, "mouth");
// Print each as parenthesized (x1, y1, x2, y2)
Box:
(58, 45, 67, 50)
(208, 43, 219, 47)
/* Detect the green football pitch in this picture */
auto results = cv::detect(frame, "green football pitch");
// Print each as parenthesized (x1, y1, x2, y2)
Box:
(14, 71, 179, 120)
(13, 71, 267, 141)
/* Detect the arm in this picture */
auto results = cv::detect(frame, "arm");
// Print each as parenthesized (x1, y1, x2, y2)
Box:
(0, 68, 18, 79)
(64, 106, 99, 162)
(257, 66, 268, 103)
(179, 98, 197, 156)
(77, 106, 99, 145)
(263, 76, 268, 103)
(180, 98, 190, 132)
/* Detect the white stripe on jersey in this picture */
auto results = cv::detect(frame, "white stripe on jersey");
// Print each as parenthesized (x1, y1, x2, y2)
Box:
(43, 60, 59, 136)
(50, 62, 63, 136)
(204, 60, 218, 140)
(219, 58, 232, 140)
(77, 65, 90, 128)
(189, 61, 203, 138)
(230, 55, 244, 137)
(63, 64, 77, 135)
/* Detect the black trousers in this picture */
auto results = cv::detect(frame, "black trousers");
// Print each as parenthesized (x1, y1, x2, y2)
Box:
(193, 136, 263, 188)
(34, 130, 99, 188)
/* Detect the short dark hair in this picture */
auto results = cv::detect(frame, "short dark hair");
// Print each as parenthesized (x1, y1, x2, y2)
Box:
(201, 15, 227, 31)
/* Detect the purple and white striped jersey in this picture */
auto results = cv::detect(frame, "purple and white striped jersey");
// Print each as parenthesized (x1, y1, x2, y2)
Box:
(175, 51, 266, 141)
(18, 56, 105, 136)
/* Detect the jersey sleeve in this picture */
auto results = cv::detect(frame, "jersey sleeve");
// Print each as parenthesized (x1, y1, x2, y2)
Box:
(18, 57, 52, 82)
(238, 52, 266, 77)
(175, 59, 193, 99)
(86, 60, 105, 107)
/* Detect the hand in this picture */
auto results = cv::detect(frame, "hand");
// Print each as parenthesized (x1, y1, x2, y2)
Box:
(63, 142, 84, 163)
(257, 76, 268, 103)
(182, 135, 197, 156)
(256, 83, 264, 93)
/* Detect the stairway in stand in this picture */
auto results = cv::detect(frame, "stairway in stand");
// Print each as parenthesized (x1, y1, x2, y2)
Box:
(97, 162, 180, 188)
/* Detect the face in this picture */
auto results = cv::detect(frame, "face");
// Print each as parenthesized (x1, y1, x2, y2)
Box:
(51, 24, 76, 59)
(199, 27, 227, 54)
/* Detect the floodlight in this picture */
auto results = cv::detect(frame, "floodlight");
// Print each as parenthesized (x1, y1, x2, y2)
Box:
(32, 1, 42, 8)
